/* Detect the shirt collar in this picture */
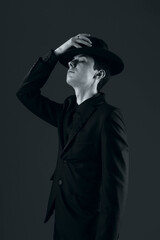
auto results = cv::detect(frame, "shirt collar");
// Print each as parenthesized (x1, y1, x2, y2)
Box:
(73, 92, 105, 115)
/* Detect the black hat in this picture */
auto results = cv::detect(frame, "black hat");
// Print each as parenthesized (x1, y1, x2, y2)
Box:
(58, 36, 124, 76)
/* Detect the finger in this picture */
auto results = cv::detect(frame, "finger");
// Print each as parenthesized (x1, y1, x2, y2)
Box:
(78, 33, 91, 36)
(76, 38, 92, 47)
(73, 42, 82, 48)
(78, 35, 92, 44)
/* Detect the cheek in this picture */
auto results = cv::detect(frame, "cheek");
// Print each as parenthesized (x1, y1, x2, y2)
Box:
(81, 66, 90, 76)
(77, 68, 87, 78)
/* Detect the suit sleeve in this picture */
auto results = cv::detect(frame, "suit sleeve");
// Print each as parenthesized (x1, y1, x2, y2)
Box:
(95, 108, 129, 240)
(16, 50, 63, 128)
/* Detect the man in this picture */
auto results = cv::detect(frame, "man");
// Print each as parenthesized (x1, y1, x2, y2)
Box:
(16, 33, 129, 240)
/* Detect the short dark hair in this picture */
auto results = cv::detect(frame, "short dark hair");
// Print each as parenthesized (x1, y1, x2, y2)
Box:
(92, 56, 111, 91)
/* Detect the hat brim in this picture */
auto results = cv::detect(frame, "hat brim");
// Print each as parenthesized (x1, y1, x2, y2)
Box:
(58, 46, 124, 76)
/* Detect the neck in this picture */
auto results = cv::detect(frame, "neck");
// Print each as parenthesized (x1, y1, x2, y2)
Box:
(74, 88, 99, 105)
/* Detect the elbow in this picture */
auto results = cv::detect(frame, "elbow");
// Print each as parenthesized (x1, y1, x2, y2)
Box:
(16, 90, 24, 102)
(16, 90, 21, 99)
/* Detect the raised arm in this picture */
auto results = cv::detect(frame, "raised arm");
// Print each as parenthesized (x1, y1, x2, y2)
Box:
(16, 50, 64, 127)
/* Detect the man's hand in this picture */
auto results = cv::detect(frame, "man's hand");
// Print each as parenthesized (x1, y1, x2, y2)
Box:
(54, 33, 92, 56)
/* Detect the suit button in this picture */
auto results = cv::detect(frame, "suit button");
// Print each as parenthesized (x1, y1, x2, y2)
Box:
(63, 159, 67, 163)
(58, 179, 63, 185)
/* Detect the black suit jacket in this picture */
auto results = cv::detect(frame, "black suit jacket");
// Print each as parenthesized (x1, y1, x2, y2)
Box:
(16, 50, 129, 240)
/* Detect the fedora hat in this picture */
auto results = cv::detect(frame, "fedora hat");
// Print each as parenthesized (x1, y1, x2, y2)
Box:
(58, 36, 124, 76)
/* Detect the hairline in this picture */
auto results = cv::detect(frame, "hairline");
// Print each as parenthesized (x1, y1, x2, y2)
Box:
(72, 54, 93, 60)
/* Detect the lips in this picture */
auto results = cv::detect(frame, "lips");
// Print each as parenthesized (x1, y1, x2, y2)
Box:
(68, 70, 75, 73)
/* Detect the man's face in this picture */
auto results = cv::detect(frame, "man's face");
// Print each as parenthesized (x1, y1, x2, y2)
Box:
(66, 54, 98, 90)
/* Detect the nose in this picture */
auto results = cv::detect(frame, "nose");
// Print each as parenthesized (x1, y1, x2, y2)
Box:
(68, 59, 78, 68)
(68, 60, 74, 68)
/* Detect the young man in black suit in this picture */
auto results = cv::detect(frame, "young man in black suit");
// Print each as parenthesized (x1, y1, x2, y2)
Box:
(16, 33, 129, 240)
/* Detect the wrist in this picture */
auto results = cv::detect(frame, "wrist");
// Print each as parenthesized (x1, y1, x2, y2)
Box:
(54, 46, 65, 56)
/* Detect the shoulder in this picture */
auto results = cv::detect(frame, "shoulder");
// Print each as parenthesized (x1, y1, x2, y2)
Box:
(102, 103, 128, 141)
(99, 99, 127, 129)
(99, 100, 122, 119)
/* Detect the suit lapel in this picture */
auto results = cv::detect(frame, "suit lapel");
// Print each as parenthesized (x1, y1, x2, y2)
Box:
(58, 93, 106, 158)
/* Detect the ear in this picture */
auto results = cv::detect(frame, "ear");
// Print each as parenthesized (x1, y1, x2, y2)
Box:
(93, 70, 106, 80)
(99, 69, 106, 79)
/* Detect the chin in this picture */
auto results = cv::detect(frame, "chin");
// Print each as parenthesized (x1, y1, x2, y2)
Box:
(66, 77, 73, 86)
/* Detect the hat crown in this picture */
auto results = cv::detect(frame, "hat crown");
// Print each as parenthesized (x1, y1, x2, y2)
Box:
(68, 36, 109, 51)
(88, 36, 109, 50)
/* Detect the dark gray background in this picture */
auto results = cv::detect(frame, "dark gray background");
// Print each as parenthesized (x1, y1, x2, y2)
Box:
(2, 0, 160, 239)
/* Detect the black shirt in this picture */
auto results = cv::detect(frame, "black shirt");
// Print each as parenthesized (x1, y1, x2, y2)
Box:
(63, 92, 101, 145)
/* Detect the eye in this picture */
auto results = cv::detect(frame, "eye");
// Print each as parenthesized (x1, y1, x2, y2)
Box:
(79, 58, 87, 62)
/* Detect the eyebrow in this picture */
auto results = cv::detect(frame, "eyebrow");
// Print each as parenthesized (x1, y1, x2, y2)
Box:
(73, 54, 87, 60)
